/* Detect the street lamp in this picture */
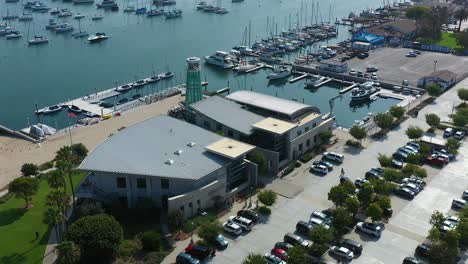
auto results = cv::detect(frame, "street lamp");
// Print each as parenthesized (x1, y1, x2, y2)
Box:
(433, 60, 438, 72)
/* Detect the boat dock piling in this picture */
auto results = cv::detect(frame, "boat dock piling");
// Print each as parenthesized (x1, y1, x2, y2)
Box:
(314, 77, 332, 88)
(339, 83, 358, 94)
(289, 73, 309, 83)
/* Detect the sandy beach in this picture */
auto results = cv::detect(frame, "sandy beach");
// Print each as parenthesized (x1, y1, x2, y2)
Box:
(0, 95, 182, 190)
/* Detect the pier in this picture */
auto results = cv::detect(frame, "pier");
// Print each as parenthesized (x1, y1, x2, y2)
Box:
(339, 83, 358, 94)
(313, 77, 332, 88)
(289, 73, 309, 83)
(244, 63, 273, 73)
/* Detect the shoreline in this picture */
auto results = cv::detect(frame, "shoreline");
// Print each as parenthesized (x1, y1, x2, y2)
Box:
(0, 94, 182, 189)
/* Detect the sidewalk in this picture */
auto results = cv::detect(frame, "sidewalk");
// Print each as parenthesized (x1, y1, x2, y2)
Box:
(42, 206, 75, 264)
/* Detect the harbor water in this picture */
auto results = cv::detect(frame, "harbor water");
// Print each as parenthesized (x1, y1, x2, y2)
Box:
(0, 0, 393, 129)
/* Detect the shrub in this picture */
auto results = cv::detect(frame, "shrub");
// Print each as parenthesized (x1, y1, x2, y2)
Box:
(257, 205, 271, 215)
(318, 130, 333, 144)
(425, 114, 440, 128)
(198, 220, 223, 246)
(405, 126, 424, 140)
(345, 140, 362, 148)
(56, 241, 81, 264)
(382, 168, 404, 183)
(71, 143, 89, 163)
(374, 112, 394, 130)
(143, 252, 168, 264)
(389, 106, 406, 120)
(299, 153, 313, 163)
(426, 83, 441, 97)
(141, 231, 162, 251)
(75, 200, 105, 218)
(257, 190, 277, 206)
(118, 240, 141, 258)
(168, 211, 184, 233)
(282, 166, 295, 176)
(21, 163, 39, 176)
(39, 161, 54, 171)
(378, 154, 392, 167)
(405, 153, 423, 165)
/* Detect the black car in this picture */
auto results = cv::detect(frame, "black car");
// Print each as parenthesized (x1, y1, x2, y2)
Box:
(296, 220, 314, 236)
(365, 168, 384, 180)
(274, 242, 293, 252)
(340, 176, 352, 184)
(185, 244, 210, 261)
(357, 52, 369, 59)
(394, 187, 415, 200)
(383, 207, 393, 218)
(336, 239, 363, 255)
(403, 257, 421, 264)
(415, 243, 430, 258)
(237, 209, 259, 223)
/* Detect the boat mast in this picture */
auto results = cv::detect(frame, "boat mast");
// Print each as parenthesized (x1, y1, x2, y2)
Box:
(248, 20, 251, 47)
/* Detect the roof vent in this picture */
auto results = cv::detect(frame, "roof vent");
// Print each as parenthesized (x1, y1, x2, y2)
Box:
(187, 142, 196, 147)
(174, 150, 183, 155)
(164, 159, 174, 165)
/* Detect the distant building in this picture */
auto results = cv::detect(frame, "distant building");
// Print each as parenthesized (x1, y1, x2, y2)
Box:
(189, 92, 334, 172)
(352, 32, 385, 46)
(365, 19, 417, 41)
(185, 57, 203, 105)
(319, 59, 348, 73)
(418, 70, 456, 91)
(77, 115, 257, 218)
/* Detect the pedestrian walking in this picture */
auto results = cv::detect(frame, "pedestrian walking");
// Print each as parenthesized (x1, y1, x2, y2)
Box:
(341, 168, 345, 176)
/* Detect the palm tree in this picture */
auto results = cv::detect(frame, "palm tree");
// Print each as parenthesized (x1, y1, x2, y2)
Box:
(46, 170, 65, 189)
(454, 8, 468, 32)
(56, 159, 76, 211)
(242, 253, 267, 264)
(44, 207, 65, 243)
(46, 190, 71, 215)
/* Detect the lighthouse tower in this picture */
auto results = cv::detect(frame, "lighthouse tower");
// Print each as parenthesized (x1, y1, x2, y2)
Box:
(185, 57, 202, 105)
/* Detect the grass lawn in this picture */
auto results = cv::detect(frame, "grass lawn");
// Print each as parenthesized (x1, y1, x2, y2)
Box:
(0, 173, 85, 264)
(418, 32, 462, 49)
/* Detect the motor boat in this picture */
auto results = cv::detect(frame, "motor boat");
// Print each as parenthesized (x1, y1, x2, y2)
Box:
(50, 8, 60, 15)
(55, 23, 73, 33)
(18, 13, 34, 21)
(36, 104, 62, 114)
(145, 75, 160, 83)
(215, 7, 228, 14)
(204, 51, 235, 69)
(350, 81, 378, 101)
(196, 2, 206, 9)
(28, 35, 49, 45)
(115, 83, 133, 92)
(305, 76, 326, 88)
(118, 98, 129, 104)
(73, 0, 94, 4)
(132, 79, 147, 87)
(57, 9, 72, 17)
(82, 110, 99, 118)
(158, 72, 174, 79)
(68, 105, 82, 113)
(87, 32, 108, 42)
(0, 27, 13, 36)
(135, 7, 147, 15)
(31, 2, 50, 11)
(91, 14, 103, 20)
(164, 9, 182, 18)
(267, 66, 291, 80)
(123, 6, 135, 12)
(45, 19, 58, 30)
(74, 13, 85, 19)
(146, 9, 164, 16)
(2, 14, 19, 20)
(96, 0, 117, 8)
(233, 60, 257, 73)
(5, 31, 21, 39)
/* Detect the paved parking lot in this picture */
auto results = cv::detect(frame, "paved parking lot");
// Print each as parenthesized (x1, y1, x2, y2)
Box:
(346, 47, 468, 87)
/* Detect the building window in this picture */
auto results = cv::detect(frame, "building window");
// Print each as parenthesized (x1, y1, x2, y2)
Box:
(136, 178, 146, 189)
(314, 135, 318, 143)
(306, 139, 310, 147)
(116, 177, 126, 188)
(228, 130, 234, 137)
(189, 202, 193, 208)
(161, 179, 169, 189)
(313, 123, 317, 128)
(305, 127, 309, 132)
(197, 200, 201, 206)
(299, 143, 303, 152)
(203, 121, 210, 129)
(297, 130, 302, 137)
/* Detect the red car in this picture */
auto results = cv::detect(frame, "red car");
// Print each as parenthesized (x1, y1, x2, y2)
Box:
(271, 248, 288, 261)
(426, 154, 448, 166)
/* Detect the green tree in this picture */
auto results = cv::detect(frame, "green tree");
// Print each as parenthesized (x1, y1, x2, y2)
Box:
(357, 183, 374, 208)
(377, 153, 392, 167)
(455, 30, 468, 49)
(425, 113, 440, 129)
(458, 88, 468, 104)
(429, 230, 460, 264)
(56, 241, 81, 264)
(406, 5, 431, 34)
(328, 185, 349, 207)
(318, 130, 333, 144)
(9, 177, 39, 208)
(242, 253, 267, 264)
(372, 179, 396, 196)
(198, 220, 223, 246)
(46, 190, 71, 220)
(168, 211, 184, 234)
(67, 214, 123, 263)
(454, 8, 468, 32)
(287, 247, 307, 264)
(382, 168, 404, 183)
(56, 159, 76, 210)
(44, 207, 65, 243)
(71, 143, 89, 164)
(310, 225, 334, 245)
(365, 203, 383, 223)
(414, 166, 428, 178)
(456, 218, 468, 247)
(376, 196, 391, 211)
(406, 153, 423, 165)
(46, 170, 65, 189)
(257, 190, 277, 206)
(349, 125, 367, 144)
(405, 126, 424, 140)
(452, 107, 468, 127)
(20, 163, 39, 176)
(247, 151, 267, 173)
(430, 211, 446, 230)
(426, 84, 442, 97)
(341, 181, 357, 196)
(374, 112, 394, 130)
(345, 196, 360, 218)
(331, 207, 352, 236)
(141, 231, 162, 251)
(446, 138, 461, 154)
(389, 106, 406, 120)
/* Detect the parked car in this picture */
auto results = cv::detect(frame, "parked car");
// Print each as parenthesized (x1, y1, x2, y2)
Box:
(284, 233, 311, 248)
(366, 65, 378, 72)
(329, 246, 354, 261)
(452, 198, 467, 209)
(365, 167, 384, 180)
(322, 152, 344, 162)
(349, 69, 357, 76)
(403, 183, 421, 194)
(228, 216, 254, 231)
(398, 147, 415, 156)
(237, 209, 259, 223)
(463, 190, 468, 200)
(406, 52, 417, 57)
(354, 177, 370, 188)
(406, 141, 421, 151)
(185, 244, 210, 261)
(357, 52, 369, 59)
(214, 234, 228, 249)
(176, 253, 200, 264)
(454, 131, 465, 140)
(296, 220, 314, 236)
(394, 187, 415, 200)
(443, 127, 454, 138)
(364, 73, 370, 79)
(392, 159, 404, 169)
(371, 74, 378, 80)
(313, 160, 334, 170)
(393, 151, 408, 161)
(336, 239, 363, 255)
(426, 154, 448, 166)
(445, 215, 460, 226)
(403, 256, 422, 264)
(264, 252, 286, 264)
(401, 145, 418, 154)
(309, 217, 330, 229)
(340, 176, 352, 185)
(402, 177, 426, 187)
(415, 243, 430, 258)
(356, 222, 383, 237)
(357, 71, 364, 77)
(311, 164, 328, 174)
(271, 248, 288, 261)
(433, 148, 455, 161)
(274, 242, 293, 252)
(223, 222, 242, 235)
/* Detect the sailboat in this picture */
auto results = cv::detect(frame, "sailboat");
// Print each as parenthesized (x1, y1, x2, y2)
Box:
(27, 22, 49, 45)
(72, 18, 88, 38)
(123, 0, 135, 12)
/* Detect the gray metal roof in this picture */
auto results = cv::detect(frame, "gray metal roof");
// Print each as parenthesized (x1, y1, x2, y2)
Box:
(79, 115, 228, 180)
(190, 96, 265, 135)
(226, 91, 316, 118)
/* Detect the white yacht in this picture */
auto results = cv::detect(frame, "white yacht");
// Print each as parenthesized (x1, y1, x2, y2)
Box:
(115, 83, 133, 92)
(204, 51, 235, 69)
(233, 60, 257, 73)
(5, 31, 21, 39)
(28, 35, 49, 45)
(305, 75, 326, 88)
(350, 81, 378, 101)
(87, 32, 108, 42)
(267, 66, 291, 80)
(36, 105, 62, 114)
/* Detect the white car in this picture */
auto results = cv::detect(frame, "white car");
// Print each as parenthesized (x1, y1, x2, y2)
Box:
(354, 177, 370, 188)
(323, 152, 344, 162)
(356, 222, 382, 237)
(311, 211, 328, 221)
(452, 199, 466, 209)
(309, 217, 330, 229)
(223, 222, 242, 235)
(349, 69, 357, 76)
(444, 127, 454, 138)
(454, 131, 465, 140)
(228, 215, 253, 231)
(446, 215, 460, 226)
(311, 164, 328, 174)
(330, 246, 354, 261)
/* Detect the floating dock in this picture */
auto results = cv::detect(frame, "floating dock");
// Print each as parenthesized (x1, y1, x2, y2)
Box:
(314, 77, 332, 88)
(339, 83, 358, 94)
(289, 73, 309, 83)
